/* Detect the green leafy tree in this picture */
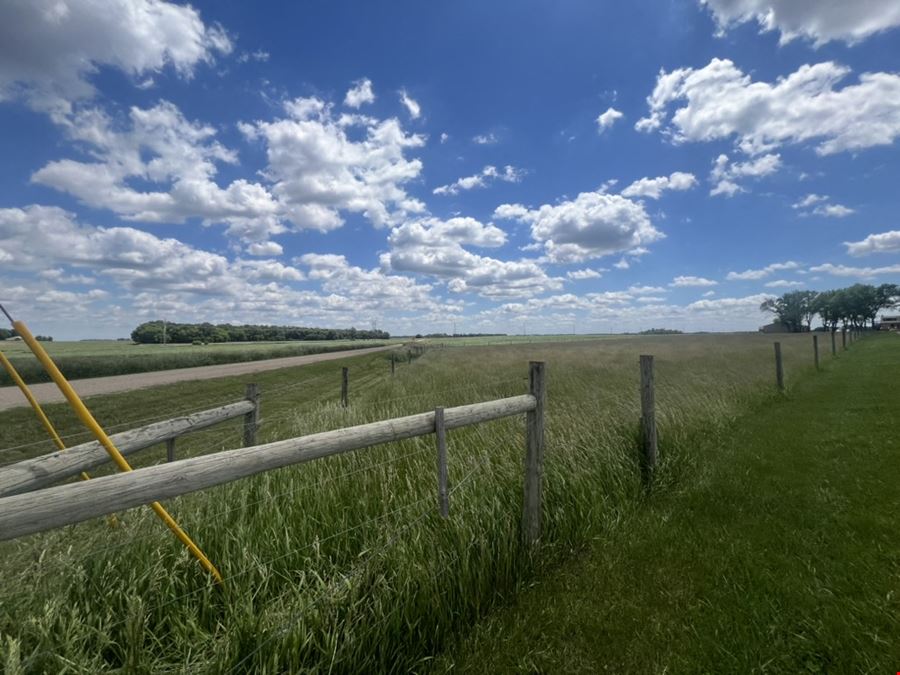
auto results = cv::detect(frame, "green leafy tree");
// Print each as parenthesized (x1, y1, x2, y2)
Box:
(760, 290, 818, 332)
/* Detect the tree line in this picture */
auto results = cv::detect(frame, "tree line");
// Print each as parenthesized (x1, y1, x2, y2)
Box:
(0, 329, 52, 341)
(760, 283, 899, 332)
(130, 321, 389, 344)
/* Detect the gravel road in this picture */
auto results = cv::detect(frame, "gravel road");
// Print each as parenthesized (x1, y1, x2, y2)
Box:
(0, 345, 396, 412)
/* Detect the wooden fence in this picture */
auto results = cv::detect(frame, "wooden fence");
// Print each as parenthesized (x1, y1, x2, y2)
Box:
(0, 384, 260, 498)
(0, 332, 869, 543)
(0, 362, 546, 544)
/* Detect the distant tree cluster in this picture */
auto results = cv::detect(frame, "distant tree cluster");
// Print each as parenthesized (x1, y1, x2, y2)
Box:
(638, 328, 683, 335)
(0, 329, 51, 341)
(0, 328, 54, 340)
(761, 283, 899, 332)
(130, 321, 389, 344)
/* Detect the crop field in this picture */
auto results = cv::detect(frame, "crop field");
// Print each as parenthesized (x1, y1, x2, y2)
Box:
(0, 333, 822, 672)
(415, 333, 622, 347)
(0, 339, 394, 386)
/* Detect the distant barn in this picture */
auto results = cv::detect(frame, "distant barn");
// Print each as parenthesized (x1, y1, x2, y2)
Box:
(759, 322, 791, 333)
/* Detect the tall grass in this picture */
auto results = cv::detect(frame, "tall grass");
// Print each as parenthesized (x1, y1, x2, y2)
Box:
(0, 334, 817, 672)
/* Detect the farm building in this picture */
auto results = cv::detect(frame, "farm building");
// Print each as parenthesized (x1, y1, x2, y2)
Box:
(759, 322, 791, 333)
(3, 336, 22, 341)
(880, 316, 900, 331)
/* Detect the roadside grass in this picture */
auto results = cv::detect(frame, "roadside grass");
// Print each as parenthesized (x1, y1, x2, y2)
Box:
(438, 334, 900, 673)
(0, 339, 393, 386)
(0, 333, 833, 672)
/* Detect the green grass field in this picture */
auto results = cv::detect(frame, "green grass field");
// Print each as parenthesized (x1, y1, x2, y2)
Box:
(0, 338, 394, 386)
(0, 332, 879, 672)
(440, 333, 900, 672)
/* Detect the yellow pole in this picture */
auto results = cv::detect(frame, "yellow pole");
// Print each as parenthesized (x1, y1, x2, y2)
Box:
(10, 321, 223, 583)
(0, 350, 90, 481)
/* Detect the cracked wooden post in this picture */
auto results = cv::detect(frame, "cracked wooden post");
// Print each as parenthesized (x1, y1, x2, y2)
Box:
(813, 334, 819, 371)
(166, 438, 176, 463)
(341, 367, 349, 408)
(639, 355, 657, 484)
(774, 342, 784, 391)
(831, 329, 836, 356)
(243, 383, 260, 447)
(435, 407, 449, 518)
(522, 361, 545, 546)
(842, 329, 847, 350)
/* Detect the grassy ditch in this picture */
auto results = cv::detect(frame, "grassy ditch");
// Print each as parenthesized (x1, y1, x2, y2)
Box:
(439, 334, 900, 673)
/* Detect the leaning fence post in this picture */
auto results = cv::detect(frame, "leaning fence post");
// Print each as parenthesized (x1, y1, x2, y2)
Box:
(639, 355, 657, 484)
(166, 438, 176, 463)
(831, 329, 836, 356)
(341, 367, 349, 407)
(774, 342, 784, 391)
(435, 407, 449, 518)
(813, 334, 819, 371)
(243, 383, 260, 447)
(522, 361, 546, 546)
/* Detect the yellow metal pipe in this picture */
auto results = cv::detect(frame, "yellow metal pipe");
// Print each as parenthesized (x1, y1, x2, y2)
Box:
(11, 321, 223, 584)
(0, 350, 91, 482)
(1, 350, 66, 451)
(0, 350, 118, 527)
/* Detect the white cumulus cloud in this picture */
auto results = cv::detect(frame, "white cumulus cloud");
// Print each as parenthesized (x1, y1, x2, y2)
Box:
(845, 230, 900, 256)
(495, 191, 663, 263)
(0, 0, 230, 117)
(621, 171, 697, 199)
(344, 79, 375, 108)
(709, 153, 781, 196)
(699, 0, 900, 46)
(433, 165, 524, 196)
(637, 58, 900, 156)
(399, 90, 421, 118)
(381, 217, 561, 299)
(726, 260, 800, 280)
(596, 107, 624, 133)
(670, 275, 718, 287)
(809, 262, 900, 278)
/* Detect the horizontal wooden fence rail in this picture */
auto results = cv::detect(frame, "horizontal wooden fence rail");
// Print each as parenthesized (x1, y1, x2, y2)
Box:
(0, 394, 537, 542)
(0, 398, 256, 498)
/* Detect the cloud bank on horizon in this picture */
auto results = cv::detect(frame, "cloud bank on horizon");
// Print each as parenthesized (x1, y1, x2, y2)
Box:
(0, 0, 898, 338)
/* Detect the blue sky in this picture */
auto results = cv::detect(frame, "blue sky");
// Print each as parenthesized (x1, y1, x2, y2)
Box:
(1, 0, 899, 339)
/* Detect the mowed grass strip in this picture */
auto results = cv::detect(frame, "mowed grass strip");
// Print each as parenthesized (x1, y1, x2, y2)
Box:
(439, 335, 900, 674)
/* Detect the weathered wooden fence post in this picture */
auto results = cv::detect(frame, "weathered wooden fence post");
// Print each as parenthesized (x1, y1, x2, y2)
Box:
(831, 329, 836, 356)
(842, 329, 847, 350)
(774, 342, 784, 391)
(522, 361, 546, 545)
(435, 407, 449, 518)
(639, 355, 657, 483)
(391, 352, 396, 376)
(813, 334, 819, 371)
(166, 438, 176, 463)
(341, 367, 349, 408)
(243, 383, 260, 447)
